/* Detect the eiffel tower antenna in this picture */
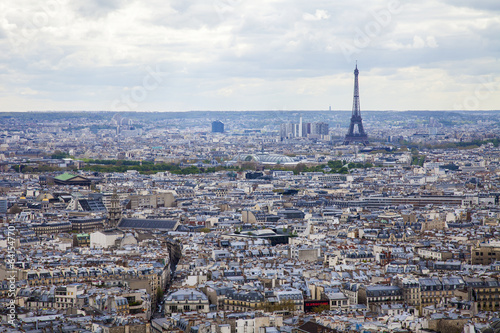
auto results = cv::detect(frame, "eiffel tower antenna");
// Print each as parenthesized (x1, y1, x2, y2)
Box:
(344, 63, 369, 145)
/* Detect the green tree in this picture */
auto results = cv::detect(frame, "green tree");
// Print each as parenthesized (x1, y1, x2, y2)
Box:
(157, 288, 164, 303)
(311, 304, 330, 313)
(51, 150, 70, 159)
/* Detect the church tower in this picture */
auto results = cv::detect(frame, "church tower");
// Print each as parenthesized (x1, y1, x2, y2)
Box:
(107, 189, 122, 227)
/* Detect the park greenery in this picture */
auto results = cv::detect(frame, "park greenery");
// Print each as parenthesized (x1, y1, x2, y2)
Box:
(14, 157, 375, 176)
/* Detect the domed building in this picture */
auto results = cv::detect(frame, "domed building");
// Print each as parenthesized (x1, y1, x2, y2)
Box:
(232, 153, 297, 165)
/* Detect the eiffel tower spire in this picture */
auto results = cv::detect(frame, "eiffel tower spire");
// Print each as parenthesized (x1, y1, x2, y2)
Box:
(344, 63, 369, 145)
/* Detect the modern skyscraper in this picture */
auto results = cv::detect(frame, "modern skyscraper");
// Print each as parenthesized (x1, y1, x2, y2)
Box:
(212, 120, 224, 133)
(344, 64, 369, 145)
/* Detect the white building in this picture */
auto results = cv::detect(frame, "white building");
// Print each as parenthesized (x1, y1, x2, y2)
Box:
(90, 229, 125, 248)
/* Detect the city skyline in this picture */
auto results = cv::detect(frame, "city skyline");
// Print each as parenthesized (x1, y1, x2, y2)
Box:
(0, 0, 499, 112)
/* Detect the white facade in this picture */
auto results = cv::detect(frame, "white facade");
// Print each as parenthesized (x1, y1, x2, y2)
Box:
(90, 230, 123, 248)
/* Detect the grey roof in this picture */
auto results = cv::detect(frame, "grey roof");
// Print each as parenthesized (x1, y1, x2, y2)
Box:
(166, 289, 208, 301)
(78, 199, 106, 211)
(118, 218, 178, 230)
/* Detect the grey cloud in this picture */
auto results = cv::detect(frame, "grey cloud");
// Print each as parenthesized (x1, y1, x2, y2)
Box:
(443, 0, 500, 11)
(70, 0, 132, 18)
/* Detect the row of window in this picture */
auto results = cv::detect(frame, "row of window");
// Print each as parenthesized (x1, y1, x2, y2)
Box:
(475, 252, 500, 256)
(56, 297, 74, 303)
(169, 305, 205, 311)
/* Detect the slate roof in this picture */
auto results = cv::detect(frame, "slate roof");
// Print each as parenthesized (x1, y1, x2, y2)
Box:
(296, 321, 338, 333)
(118, 218, 178, 230)
(78, 199, 106, 212)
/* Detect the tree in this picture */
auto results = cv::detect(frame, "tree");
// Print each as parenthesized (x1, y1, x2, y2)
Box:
(156, 288, 164, 303)
(294, 164, 307, 175)
(51, 150, 70, 159)
(311, 304, 330, 313)
(257, 299, 296, 312)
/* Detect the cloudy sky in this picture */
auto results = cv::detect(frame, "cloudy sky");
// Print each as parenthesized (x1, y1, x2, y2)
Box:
(0, 0, 499, 111)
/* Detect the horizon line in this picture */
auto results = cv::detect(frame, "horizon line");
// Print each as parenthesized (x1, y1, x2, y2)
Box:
(1, 109, 499, 113)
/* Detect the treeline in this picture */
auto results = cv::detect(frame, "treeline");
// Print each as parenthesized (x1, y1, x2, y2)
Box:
(290, 160, 373, 175)
(13, 165, 66, 173)
(411, 155, 426, 166)
(81, 160, 242, 175)
(14, 158, 374, 175)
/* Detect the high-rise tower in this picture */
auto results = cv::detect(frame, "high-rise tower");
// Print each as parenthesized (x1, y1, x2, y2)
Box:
(344, 64, 369, 145)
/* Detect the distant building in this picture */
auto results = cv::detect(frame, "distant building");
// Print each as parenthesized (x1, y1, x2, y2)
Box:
(280, 120, 329, 139)
(312, 122, 329, 135)
(164, 289, 209, 314)
(53, 173, 91, 187)
(0, 197, 7, 214)
(212, 120, 224, 133)
(32, 222, 72, 235)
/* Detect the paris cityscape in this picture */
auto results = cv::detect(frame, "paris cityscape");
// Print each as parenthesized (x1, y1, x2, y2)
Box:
(1, 1, 500, 333)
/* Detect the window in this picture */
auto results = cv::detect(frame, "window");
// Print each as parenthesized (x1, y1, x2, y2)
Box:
(184, 305, 190, 311)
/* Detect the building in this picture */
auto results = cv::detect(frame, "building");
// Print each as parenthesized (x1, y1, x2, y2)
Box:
(326, 292, 349, 311)
(312, 122, 329, 136)
(53, 173, 91, 187)
(127, 192, 176, 209)
(224, 290, 265, 312)
(393, 277, 421, 308)
(70, 216, 106, 233)
(358, 285, 403, 311)
(32, 222, 72, 235)
(212, 120, 224, 133)
(466, 277, 500, 312)
(471, 241, 500, 265)
(107, 190, 122, 227)
(164, 289, 209, 314)
(90, 229, 125, 248)
(54, 284, 85, 310)
(0, 197, 7, 214)
(118, 218, 179, 231)
(419, 277, 444, 308)
(275, 289, 304, 312)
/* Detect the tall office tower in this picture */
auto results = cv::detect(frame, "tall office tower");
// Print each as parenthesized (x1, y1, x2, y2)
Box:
(344, 64, 369, 145)
(299, 117, 303, 137)
(280, 123, 293, 139)
(212, 120, 224, 133)
(313, 122, 329, 135)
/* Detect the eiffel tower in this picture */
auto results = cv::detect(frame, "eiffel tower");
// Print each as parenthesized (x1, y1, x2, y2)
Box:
(344, 64, 369, 145)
